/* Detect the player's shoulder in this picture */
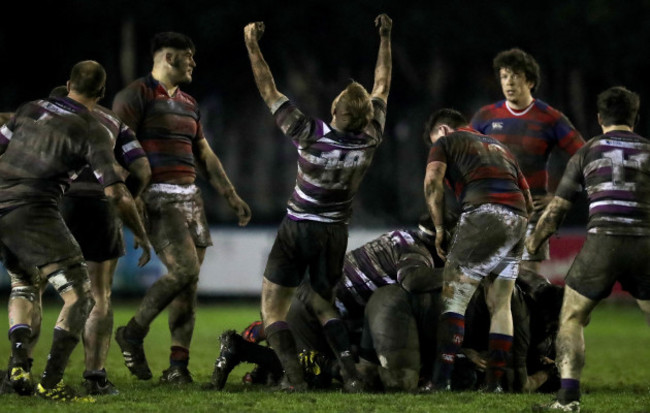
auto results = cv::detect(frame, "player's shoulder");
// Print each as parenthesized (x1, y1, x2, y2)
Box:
(532, 99, 566, 119)
(474, 100, 505, 116)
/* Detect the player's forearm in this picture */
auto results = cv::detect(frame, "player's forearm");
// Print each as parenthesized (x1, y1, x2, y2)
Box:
(125, 157, 151, 198)
(527, 196, 572, 252)
(246, 42, 282, 109)
(203, 153, 238, 199)
(371, 34, 392, 101)
(107, 183, 148, 241)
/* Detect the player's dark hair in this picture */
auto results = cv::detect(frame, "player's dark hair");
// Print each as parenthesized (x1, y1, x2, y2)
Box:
(333, 81, 373, 133)
(49, 85, 68, 98)
(422, 108, 468, 145)
(493, 48, 541, 93)
(597, 86, 640, 127)
(68, 60, 106, 99)
(151, 31, 196, 56)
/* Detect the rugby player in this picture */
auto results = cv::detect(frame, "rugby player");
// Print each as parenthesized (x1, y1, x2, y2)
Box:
(210, 214, 441, 391)
(0, 61, 151, 401)
(49, 85, 151, 395)
(470, 48, 585, 276)
(424, 108, 533, 391)
(112, 32, 251, 384)
(527, 86, 650, 412)
(243, 14, 392, 391)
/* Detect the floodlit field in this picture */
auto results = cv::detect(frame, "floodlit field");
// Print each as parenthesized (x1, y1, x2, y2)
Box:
(0, 298, 649, 412)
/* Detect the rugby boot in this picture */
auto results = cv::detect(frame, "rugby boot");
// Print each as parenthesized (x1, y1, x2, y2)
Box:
(82, 369, 119, 395)
(532, 400, 581, 412)
(160, 365, 193, 384)
(9, 365, 33, 396)
(115, 326, 152, 380)
(36, 380, 96, 402)
(210, 329, 241, 390)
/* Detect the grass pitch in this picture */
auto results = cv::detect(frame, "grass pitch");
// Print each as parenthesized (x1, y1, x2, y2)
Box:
(0, 297, 649, 412)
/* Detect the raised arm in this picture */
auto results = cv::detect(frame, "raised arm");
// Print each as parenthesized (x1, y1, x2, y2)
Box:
(194, 138, 251, 226)
(424, 161, 448, 261)
(370, 14, 392, 103)
(244, 21, 287, 110)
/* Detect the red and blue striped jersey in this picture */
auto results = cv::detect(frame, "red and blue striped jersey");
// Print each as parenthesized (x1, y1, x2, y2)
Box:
(470, 99, 584, 197)
(555, 130, 650, 236)
(112, 74, 205, 184)
(273, 96, 386, 223)
(428, 127, 529, 215)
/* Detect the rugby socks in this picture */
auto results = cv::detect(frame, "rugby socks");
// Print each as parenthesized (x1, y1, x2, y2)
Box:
(322, 319, 359, 382)
(125, 317, 149, 342)
(234, 334, 283, 374)
(170, 346, 190, 368)
(8, 324, 31, 369)
(265, 321, 306, 387)
(433, 312, 465, 388)
(557, 378, 581, 404)
(41, 327, 80, 389)
(486, 333, 513, 390)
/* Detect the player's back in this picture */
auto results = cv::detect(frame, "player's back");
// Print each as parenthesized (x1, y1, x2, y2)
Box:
(0, 97, 113, 207)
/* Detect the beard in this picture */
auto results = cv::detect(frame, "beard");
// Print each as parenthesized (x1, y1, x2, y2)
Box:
(171, 57, 192, 84)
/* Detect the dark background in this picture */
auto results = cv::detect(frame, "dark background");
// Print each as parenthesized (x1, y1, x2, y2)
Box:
(3, 0, 650, 229)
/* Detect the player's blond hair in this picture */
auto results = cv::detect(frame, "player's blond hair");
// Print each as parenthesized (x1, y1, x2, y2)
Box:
(331, 81, 373, 133)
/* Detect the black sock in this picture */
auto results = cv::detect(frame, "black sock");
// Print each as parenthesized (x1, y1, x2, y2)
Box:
(8, 324, 31, 369)
(170, 346, 189, 368)
(235, 335, 283, 376)
(41, 327, 80, 389)
(265, 321, 305, 386)
(125, 318, 149, 341)
(322, 319, 358, 381)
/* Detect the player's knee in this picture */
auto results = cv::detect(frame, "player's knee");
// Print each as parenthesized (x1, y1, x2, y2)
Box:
(9, 285, 38, 303)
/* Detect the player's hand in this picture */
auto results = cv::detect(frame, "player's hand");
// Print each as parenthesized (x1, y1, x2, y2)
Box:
(133, 235, 152, 267)
(244, 22, 265, 44)
(227, 193, 252, 226)
(435, 229, 446, 262)
(463, 348, 487, 372)
(375, 13, 392, 36)
(532, 194, 553, 214)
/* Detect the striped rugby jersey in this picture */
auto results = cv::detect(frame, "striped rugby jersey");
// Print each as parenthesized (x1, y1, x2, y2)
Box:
(112, 74, 205, 184)
(428, 127, 529, 216)
(334, 229, 437, 319)
(66, 104, 146, 197)
(0, 97, 123, 210)
(555, 130, 650, 236)
(273, 96, 386, 223)
(470, 99, 584, 201)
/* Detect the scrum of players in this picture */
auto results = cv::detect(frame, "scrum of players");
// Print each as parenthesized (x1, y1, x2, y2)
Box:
(0, 12, 648, 413)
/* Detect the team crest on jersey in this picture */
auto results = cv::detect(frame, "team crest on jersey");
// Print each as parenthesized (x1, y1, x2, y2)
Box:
(491, 121, 504, 130)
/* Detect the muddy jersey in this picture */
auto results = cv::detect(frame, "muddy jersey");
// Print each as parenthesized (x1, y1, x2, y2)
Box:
(334, 229, 436, 319)
(0, 97, 123, 210)
(112, 73, 205, 183)
(470, 99, 584, 201)
(67, 104, 146, 197)
(555, 130, 650, 236)
(272, 96, 386, 223)
(427, 127, 529, 215)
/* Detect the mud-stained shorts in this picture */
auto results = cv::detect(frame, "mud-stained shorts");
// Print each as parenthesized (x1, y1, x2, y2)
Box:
(0, 203, 84, 282)
(263, 216, 348, 300)
(141, 183, 212, 253)
(521, 222, 550, 262)
(360, 285, 441, 374)
(446, 204, 527, 281)
(60, 195, 125, 262)
(566, 234, 650, 301)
